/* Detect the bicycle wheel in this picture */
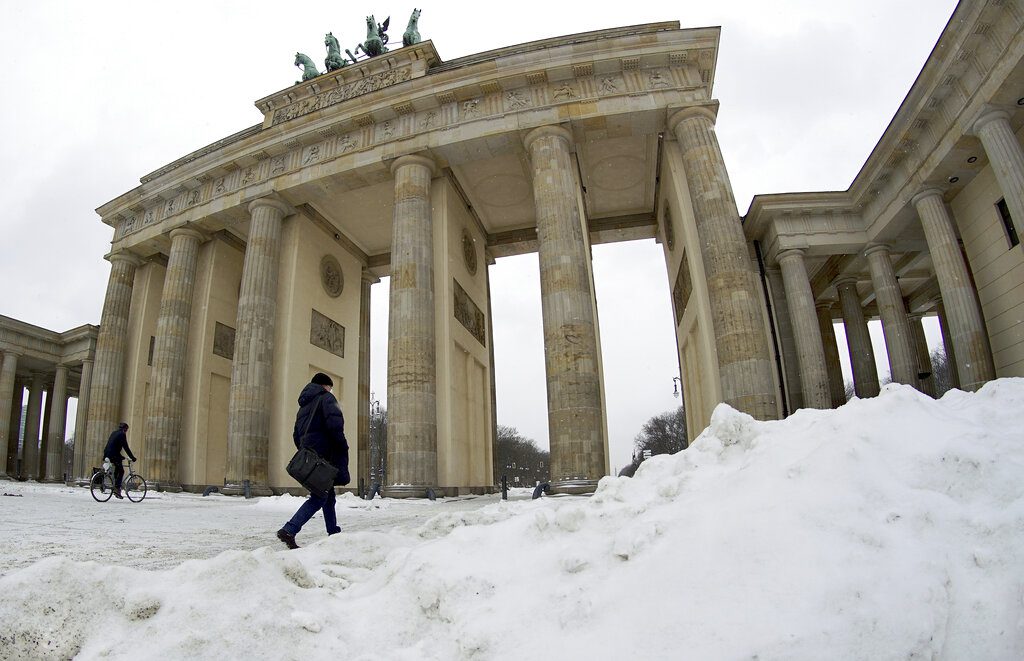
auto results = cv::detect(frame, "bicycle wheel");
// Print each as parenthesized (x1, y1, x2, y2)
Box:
(124, 474, 148, 502)
(90, 471, 114, 502)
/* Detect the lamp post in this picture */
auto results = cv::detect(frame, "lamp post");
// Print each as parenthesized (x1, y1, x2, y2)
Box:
(672, 377, 681, 398)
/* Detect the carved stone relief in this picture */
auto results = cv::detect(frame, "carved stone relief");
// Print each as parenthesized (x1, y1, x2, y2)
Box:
(271, 67, 414, 126)
(462, 228, 478, 276)
(213, 322, 236, 359)
(320, 254, 344, 298)
(663, 205, 675, 251)
(672, 252, 692, 327)
(453, 279, 486, 347)
(310, 309, 345, 358)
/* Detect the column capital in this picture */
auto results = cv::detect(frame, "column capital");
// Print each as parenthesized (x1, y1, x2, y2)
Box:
(776, 247, 807, 264)
(833, 276, 859, 289)
(971, 108, 1011, 135)
(361, 270, 381, 286)
(523, 125, 573, 154)
(106, 251, 143, 267)
(246, 195, 294, 217)
(389, 153, 438, 177)
(1, 350, 23, 359)
(168, 226, 208, 243)
(910, 187, 945, 208)
(815, 300, 835, 312)
(863, 243, 892, 259)
(667, 104, 719, 134)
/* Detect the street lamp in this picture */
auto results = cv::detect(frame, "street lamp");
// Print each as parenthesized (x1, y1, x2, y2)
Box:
(672, 377, 681, 398)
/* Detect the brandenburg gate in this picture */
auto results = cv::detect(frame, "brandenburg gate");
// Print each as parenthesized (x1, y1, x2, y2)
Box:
(58, 3, 1023, 496)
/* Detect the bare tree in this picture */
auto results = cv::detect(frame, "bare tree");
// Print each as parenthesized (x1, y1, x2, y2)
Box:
(621, 406, 687, 476)
(493, 425, 549, 487)
(930, 347, 956, 397)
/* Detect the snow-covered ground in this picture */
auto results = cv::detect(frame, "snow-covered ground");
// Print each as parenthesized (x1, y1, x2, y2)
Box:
(2, 380, 1023, 660)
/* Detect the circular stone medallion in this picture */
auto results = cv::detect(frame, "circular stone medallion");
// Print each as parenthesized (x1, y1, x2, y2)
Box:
(462, 228, 478, 275)
(320, 254, 344, 298)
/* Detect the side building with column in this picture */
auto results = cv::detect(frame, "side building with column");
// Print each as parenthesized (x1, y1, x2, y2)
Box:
(745, 1, 1022, 409)
(0, 315, 97, 483)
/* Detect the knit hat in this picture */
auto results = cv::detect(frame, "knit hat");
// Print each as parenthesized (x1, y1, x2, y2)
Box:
(311, 372, 334, 387)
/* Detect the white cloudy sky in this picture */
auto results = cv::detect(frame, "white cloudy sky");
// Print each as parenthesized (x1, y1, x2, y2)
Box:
(0, 1, 958, 471)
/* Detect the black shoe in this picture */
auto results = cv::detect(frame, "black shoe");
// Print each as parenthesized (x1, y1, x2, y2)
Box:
(276, 529, 299, 549)
(327, 526, 341, 536)
(113, 491, 124, 499)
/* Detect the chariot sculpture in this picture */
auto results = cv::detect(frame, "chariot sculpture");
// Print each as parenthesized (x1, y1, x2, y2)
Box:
(291, 9, 423, 85)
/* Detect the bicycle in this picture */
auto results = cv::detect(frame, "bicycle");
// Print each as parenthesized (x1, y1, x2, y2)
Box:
(90, 460, 148, 503)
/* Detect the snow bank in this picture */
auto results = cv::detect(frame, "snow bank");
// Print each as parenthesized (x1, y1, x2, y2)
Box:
(2, 380, 1023, 660)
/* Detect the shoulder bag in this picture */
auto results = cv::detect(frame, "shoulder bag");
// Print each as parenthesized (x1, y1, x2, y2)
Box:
(285, 395, 339, 498)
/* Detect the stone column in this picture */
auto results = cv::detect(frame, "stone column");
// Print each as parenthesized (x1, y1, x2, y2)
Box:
(357, 269, 376, 494)
(864, 244, 918, 387)
(524, 126, 607, 493)
(835, 278, 880, 398)
(815, 302, 847, 407)
(73, 358, 94, 481)
(6, 380, 23, 476)
(972, 109, 1024, 228)
(668, 107, 777, 419)
(225, 198, 291, 495)
(147, 227, 205, 489)
(766, 268, 803, 412)
(911, 189, 995, 391)
(22, 373, 45, 480)
(0, 351, 19, 479)
(776, 249, 830, 409)
(908, 314, 936, 397)
(385, 154, 439, 498)
(934, 299, 961, 390)
(43, 365, 68, 482)
(86, 252, 142, 471)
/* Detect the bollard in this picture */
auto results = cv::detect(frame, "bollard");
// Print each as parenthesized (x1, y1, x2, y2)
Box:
(202, 486, 219, 497)
(426, 487, 436, 501)
(358, 477, 365, 499)
(243, 479, 252, 499)
(532, 482, 550, 500)
(501, 474, 508, 500)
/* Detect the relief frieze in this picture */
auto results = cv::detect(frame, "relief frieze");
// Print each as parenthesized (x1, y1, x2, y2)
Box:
(453, 279, 486, 347)
(271, 67, 414, 126)
(310, 309, 345, 358)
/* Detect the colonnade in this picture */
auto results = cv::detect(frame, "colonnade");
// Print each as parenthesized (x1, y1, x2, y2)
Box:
(770, 107, 1020, 406)
(0, 353, 90, 483)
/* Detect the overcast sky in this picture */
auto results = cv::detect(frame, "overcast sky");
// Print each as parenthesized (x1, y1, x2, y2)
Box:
(0, 1, 958, 471)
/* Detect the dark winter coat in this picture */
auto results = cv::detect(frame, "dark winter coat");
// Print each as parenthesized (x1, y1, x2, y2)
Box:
(103, 429, 137, 462)
(293, 383, 350, 485)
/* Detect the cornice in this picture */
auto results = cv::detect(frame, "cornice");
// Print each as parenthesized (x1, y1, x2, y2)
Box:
(98, 25, 719, 242)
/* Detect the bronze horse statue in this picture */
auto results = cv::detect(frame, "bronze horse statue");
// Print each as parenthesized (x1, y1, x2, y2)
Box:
(346, 15, 389, 62)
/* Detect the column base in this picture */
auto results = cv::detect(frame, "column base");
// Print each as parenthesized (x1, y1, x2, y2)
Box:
(382, 484, 437, 499)
(549, 478, 601, 495)
(220, 482, 275, 497)
(0, 472, 12, 481)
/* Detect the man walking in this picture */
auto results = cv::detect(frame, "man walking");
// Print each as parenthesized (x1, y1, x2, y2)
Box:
(103, 422, 137, 499)
(277, 372, 350, 549)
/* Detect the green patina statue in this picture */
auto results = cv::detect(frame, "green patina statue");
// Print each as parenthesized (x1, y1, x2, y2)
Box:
(324, 32, 348, 71)
(345, 15, 390, 62)
(402, 8, 421, 47)
(294, 52, 321, 83)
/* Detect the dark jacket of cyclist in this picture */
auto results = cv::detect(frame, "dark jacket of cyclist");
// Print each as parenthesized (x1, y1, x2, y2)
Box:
(103, 423, 137, 496)
(103, 424, 137, 463)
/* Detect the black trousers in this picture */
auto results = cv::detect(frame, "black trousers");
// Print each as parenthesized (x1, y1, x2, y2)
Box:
(113, 462, 125, 490)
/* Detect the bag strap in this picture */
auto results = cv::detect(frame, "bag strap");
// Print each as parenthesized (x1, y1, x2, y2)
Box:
(300, 395, 324, 439)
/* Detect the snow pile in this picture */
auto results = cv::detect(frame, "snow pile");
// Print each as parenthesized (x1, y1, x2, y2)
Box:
(2, 381, 1023, 660)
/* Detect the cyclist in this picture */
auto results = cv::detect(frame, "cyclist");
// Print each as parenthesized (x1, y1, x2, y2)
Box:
(103, 422, 137, 499)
